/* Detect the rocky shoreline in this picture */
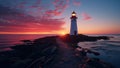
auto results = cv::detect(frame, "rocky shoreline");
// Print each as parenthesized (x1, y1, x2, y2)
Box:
(0, 34, 113, 68)
(60, 34, 109, 43)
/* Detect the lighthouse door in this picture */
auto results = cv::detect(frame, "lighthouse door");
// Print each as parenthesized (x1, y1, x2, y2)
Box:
(74, 31, 77, 35)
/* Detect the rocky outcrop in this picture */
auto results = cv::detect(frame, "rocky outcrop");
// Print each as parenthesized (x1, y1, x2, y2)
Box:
(60, 34, 109, 43)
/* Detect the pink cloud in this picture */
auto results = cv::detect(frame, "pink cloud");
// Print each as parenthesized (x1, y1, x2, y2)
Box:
(73, 0, 81, 6)
(16, 0, 42, 9)
(82, 13, 92, 20)
(0, 0, 72, 33)
(29, 0, 42, 9)
(73, 1, 80, 6)
(17, 1, 27, 9)
(0, 18, 65, 33)
(45, 10, 62, 16)
(0, 5, 65, 33)
(35, 0, 41, 5)
(0, 19, 65, 32)
(52, 0, 69, 16)
(16, 0, 69, 17)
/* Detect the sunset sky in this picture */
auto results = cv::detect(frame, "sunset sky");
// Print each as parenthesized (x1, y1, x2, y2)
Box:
(0, 0, 120, 34)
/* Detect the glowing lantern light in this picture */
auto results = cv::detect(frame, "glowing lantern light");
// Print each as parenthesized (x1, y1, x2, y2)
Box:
(72, 11, 76, 16)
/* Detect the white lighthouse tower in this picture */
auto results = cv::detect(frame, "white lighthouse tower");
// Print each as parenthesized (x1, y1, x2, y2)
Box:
(70, 11, 78, 35)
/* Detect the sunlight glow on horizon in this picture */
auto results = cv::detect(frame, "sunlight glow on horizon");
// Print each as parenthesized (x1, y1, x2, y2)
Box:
(0, 30, 119, 35)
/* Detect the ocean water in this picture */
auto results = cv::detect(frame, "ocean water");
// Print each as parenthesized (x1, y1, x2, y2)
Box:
(0, 34, 57, 51)
(78, 34, 120, 68)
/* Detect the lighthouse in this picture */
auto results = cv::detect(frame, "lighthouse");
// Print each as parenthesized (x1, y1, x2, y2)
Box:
(70, 11, 78, 35)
